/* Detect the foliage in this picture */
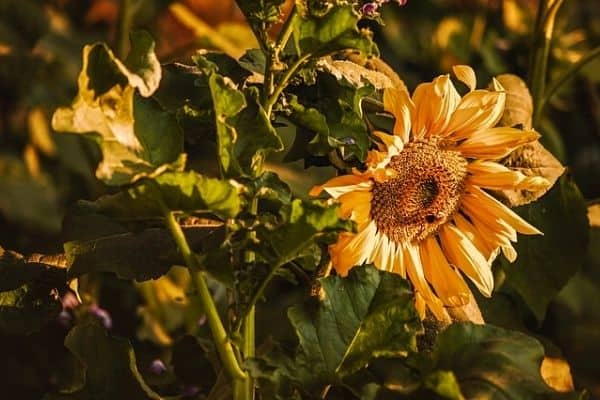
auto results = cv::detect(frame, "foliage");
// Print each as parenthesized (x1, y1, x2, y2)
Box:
(0, 0, 598, 399)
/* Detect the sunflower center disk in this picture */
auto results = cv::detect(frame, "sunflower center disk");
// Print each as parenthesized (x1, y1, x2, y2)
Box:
(371, 140, 468, 244)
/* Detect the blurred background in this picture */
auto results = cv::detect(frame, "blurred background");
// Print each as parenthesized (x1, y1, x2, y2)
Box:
(0, 0, 599, 398)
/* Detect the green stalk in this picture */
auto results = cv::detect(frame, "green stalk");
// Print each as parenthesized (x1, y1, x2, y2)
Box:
(117, 0, 133, 59)
(265, 53, 312, 117)
(528, 0, 565, 126)
(163, 211, 247, 382)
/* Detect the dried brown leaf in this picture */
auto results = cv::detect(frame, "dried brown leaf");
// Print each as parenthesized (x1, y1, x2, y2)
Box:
(490, 73, 533, 129)
(496, 140, 565, 207)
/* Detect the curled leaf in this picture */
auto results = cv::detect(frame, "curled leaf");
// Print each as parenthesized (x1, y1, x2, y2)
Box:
(490, 73, 533, 129)
(497, 140, 565, 207)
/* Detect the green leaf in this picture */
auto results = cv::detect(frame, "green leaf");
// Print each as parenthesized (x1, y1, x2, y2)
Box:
(259, 198, 350, 266)
(94, 171, 241, 220)
(286, 73, 373, 162)
(430, 323, 579, 399)
(234, 0, 286, 48)
(52, 32, 184, 186)
(0, 247, 66, 292)
(62, 322, 161, 399)
(501, 176, 589, 321)
(291, 5, 377, 58)
(208, 74, 283, 177)
(65, 224, 223, 281)
(285, 265, 422, 395)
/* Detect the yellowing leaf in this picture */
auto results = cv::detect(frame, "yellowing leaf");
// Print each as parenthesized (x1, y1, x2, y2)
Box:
(540, 357, 575, 392)
(52, 32, 184, 186)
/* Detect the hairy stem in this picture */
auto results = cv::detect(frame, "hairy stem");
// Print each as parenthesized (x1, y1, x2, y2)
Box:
(265, 54, 312, 117)
(163, 211, 247, 382)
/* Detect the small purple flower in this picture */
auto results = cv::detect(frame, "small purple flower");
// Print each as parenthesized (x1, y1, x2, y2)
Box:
(89, 304, 112, 329)
(61, 292, 80, 310)
(57, 310, 72, 328)
(361, 2, 379, 15)
(149, 359, 167, 375)
(182, 384, 200, 397)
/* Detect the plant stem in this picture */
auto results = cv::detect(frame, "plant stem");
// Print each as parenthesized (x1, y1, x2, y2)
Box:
(265, 54, 312, 117)
(528, 0, 564, 126)
(538, 46, 600, 115)
(163, 210, 247, 382)
(117, 0, 133, 59)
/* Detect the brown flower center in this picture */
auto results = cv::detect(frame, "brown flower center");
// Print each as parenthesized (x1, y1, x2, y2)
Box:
(370, 140, 468, 243)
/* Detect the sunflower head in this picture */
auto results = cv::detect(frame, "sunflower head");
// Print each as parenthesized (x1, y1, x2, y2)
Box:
(311, 65, 550, 322)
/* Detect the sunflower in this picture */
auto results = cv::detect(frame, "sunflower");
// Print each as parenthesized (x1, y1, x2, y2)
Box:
(310, 65, 550, 322)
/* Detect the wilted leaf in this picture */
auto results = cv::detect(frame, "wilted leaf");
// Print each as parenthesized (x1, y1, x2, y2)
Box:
(62, 322, 161, 399)
(430, 323, 582, 399)
(284, 265, 422, 395)
(501, 176, 588, 321)
(52, 32, 184, 186)
(317, 58, 393, 89)
(498, 140, 565, 207)
(492, 74, 534, 129)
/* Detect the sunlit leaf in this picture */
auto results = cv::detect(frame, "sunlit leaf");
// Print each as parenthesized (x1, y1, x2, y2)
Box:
(292, 5, 377, 58)
(258, 265, 422, 396)
(52, 32, 183, 185)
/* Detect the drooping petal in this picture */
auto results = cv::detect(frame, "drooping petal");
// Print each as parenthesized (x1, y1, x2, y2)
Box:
(467, 160, 550, 190)
(453, 65, 477, 91)
(412, 75, 461, 138)
(466, 185, 542, 235)
(391, 242, 406, 278)
(421, 236, 471, 307)
(330, 221, 378, 276)
(309, 174, 371, 198)
(404, 244, 449, 322)
(453, 212, 498, 262)
(383, 87, 413, 143)
(438, 223, 494, 297)
(369, 232, 395, 272)
(461, 194, 518, 242)
(457, 127, 540, 159)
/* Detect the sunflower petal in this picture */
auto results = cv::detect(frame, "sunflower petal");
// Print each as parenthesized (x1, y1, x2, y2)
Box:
(421, 236, 471, 307)
(445, 90, 506, 138)
(412, 75, 461, 137)
(309, 174, 371, 198)
(453, 65, 476, 91)
(404, 244, 449, 322)
(467, 185, 542, 235)
(457, 127, 540, 159)
(439, 224, 494, 297)
(330, 221, 378, 276)
(384, 87, 413, 143)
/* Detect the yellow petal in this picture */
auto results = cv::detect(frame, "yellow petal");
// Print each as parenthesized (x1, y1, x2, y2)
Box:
(445, 90, 506, 139)
(412, 75, 461, 137)
(453, 212, 498, 261)
(383, 87, 413, 143)
(467, 186, 542, 235)
(337, 190, 372, 228)
(439, 223, 494, 297)
(369, 232, 395, 272)
(404, 244, 449, 322)
(453, 65, 476, 91)
(330, 221, 378, 276)
(373, 130, 404, 154)
(457, 127, 540, 160)
(391, 242, 406, 278)
(461, 195, 518, 242)
(421, 236, 470, 307)
(309, 174, 371, 198)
